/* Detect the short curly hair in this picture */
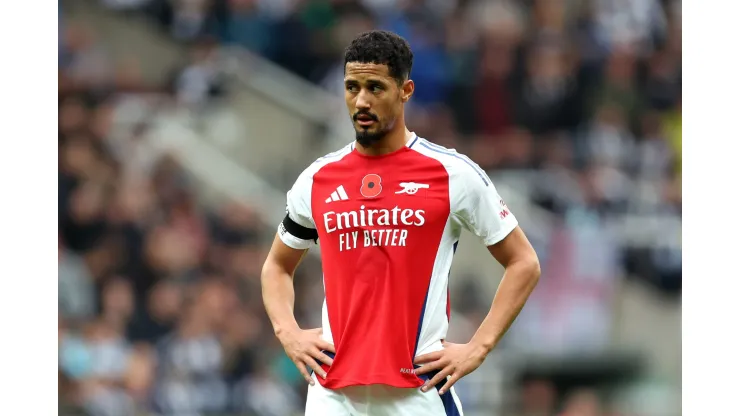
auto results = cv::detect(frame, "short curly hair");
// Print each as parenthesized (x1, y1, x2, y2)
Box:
(343, 30, 414, 85)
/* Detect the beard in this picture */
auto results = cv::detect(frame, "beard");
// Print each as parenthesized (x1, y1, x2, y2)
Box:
(355, 127, 389, 148)
(353, 111, 392, 148)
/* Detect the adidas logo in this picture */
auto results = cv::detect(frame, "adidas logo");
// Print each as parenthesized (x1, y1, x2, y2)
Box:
(325, 185, 349, 203)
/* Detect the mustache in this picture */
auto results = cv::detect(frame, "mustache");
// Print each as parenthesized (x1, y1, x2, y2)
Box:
(353, 111, 378, 122)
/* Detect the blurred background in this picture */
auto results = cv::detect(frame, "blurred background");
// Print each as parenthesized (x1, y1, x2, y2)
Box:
(57, 0, 681, 415)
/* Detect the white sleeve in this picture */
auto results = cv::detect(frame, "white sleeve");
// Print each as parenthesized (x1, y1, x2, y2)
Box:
(453, 163, 518, 246)
(278, 170, 317, 250)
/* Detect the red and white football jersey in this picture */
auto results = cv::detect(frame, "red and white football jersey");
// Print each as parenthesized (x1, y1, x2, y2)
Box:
(278, 135, 518, 390)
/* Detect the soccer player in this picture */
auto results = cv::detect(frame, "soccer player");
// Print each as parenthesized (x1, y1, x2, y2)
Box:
(261, 30, 541, 415)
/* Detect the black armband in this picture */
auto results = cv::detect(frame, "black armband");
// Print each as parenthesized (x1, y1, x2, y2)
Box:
(282, 214, 318, 241)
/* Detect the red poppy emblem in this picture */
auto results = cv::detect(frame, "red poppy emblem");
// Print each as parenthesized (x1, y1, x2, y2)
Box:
(360, 174, 382, 198)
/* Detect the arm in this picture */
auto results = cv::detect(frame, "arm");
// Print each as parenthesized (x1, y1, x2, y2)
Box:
(261, 170, 335, 385)
(264, 170, 317, 334)
(261, 230, 335, 385)
(415, 227, 540, 393)
(469, 226, 541, 352)
(261, 233, 309, 337)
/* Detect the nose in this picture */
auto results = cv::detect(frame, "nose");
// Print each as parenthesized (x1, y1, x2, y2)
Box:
(355, 89, 372, 111)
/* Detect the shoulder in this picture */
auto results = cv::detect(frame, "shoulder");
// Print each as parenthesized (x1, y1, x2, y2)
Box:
(409, 137, 491, 187)
(294, 142, 355, 185)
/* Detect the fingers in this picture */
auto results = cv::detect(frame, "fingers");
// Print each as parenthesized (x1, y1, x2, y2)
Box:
(285, 329, 336, 385)
(312, 349, 334, 367)
(421, 367, 453, 392)
(310, 328, 335, 353)
(304, 354, 327, 379)
(293, 358, 315, 385)
(317, 340, 336, 354)
(413, 351, 443, 365)
(438, 373, 461, 395)
(414, 360, 445, 376)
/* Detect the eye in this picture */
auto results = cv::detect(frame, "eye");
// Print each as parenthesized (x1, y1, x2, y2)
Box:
(346, 84, 359, 93)
(370, 84, 384, 93)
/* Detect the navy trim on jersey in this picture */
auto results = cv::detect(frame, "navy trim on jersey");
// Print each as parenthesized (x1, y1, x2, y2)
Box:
(314, 350, 336, 362)
(408, 135, 419, 148)
(282, 214, 319, 241)
(310, 350, 336, 375)
(414, 283, 431, 359)
(417, 239, 458, 360)
(418, 140, 490, 186)
(445, 241, 459, 322)
(417, 370, 463, 416)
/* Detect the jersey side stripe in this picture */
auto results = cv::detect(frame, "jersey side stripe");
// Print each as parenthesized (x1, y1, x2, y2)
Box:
(447, 240, 459, 322)
(417, 140, 490, 186)
(413, 284, 431, 360)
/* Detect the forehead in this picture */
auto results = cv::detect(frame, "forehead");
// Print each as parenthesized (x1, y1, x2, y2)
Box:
(344, 62, 393, 82)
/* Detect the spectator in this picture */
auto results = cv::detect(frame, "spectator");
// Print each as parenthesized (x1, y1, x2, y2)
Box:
(59, 244, 97, 322)
(381, 3, 450, 107)
(232, 359, 302, 416)
(591, 45, 643, 130)
(517, 378, 557, 416)
(474, 34, 517, 137)
(218, 0, 273, 55)
(643, 47, 681, 111)
(171, 0, 212, 41)
(153, 299, 230, 414)
(62, 23, 113, 90)
(558, 388, 603, 416)
(512, 39, 585, 134)
(584, 104, 636, 171)
(129, 281, 184, 343)
(173, 39, 225, 108)
(591, 0, 667, 55)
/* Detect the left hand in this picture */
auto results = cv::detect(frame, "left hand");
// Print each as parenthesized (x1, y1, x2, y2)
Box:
(413, 341, 489, 395)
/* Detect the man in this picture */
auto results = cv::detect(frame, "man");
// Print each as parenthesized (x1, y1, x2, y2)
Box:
(261, 30, 541, 415)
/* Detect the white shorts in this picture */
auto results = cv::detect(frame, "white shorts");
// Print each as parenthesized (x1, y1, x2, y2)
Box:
(305, 372, 464, 416)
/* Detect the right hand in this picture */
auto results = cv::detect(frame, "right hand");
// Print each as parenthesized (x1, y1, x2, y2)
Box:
(277, 327, 335, 385)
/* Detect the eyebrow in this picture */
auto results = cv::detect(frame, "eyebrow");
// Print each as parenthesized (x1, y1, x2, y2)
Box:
(344, 78, 388, 85)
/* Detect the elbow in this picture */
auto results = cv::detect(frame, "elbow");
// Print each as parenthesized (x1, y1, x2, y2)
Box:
(525, 254, 541, 286)
(261, 254, 295, 285)
(261, 256, 278, 284)
(261, 259, 278, 283)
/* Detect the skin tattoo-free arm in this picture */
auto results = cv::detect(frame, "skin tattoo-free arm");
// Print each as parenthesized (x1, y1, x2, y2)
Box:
(414, 226, 540, 394)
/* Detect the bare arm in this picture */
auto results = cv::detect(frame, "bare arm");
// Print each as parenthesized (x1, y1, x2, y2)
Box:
(261, 233, 334, 384)
(261, 233, 309, 336)
(470, 225, 541, 352)
(415, 225, 540, 393)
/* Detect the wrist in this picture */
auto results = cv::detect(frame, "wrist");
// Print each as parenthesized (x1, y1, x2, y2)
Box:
(273, 321, 300, 338)
(469, 336, 496, 355)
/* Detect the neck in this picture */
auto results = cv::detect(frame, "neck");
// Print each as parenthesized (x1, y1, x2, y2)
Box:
(355, 124, 413, 157)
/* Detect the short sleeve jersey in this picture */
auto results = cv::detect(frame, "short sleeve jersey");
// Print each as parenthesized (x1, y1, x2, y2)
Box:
(278, 136, 518, 389)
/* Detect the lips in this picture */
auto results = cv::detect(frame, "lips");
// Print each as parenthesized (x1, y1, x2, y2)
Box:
(354, 113, 377, 126)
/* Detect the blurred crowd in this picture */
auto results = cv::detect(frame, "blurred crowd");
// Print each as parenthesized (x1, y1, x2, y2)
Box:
(121, 0, 682, 290)
(59, 5, 320, 415)
(59, 0, 681, 415)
